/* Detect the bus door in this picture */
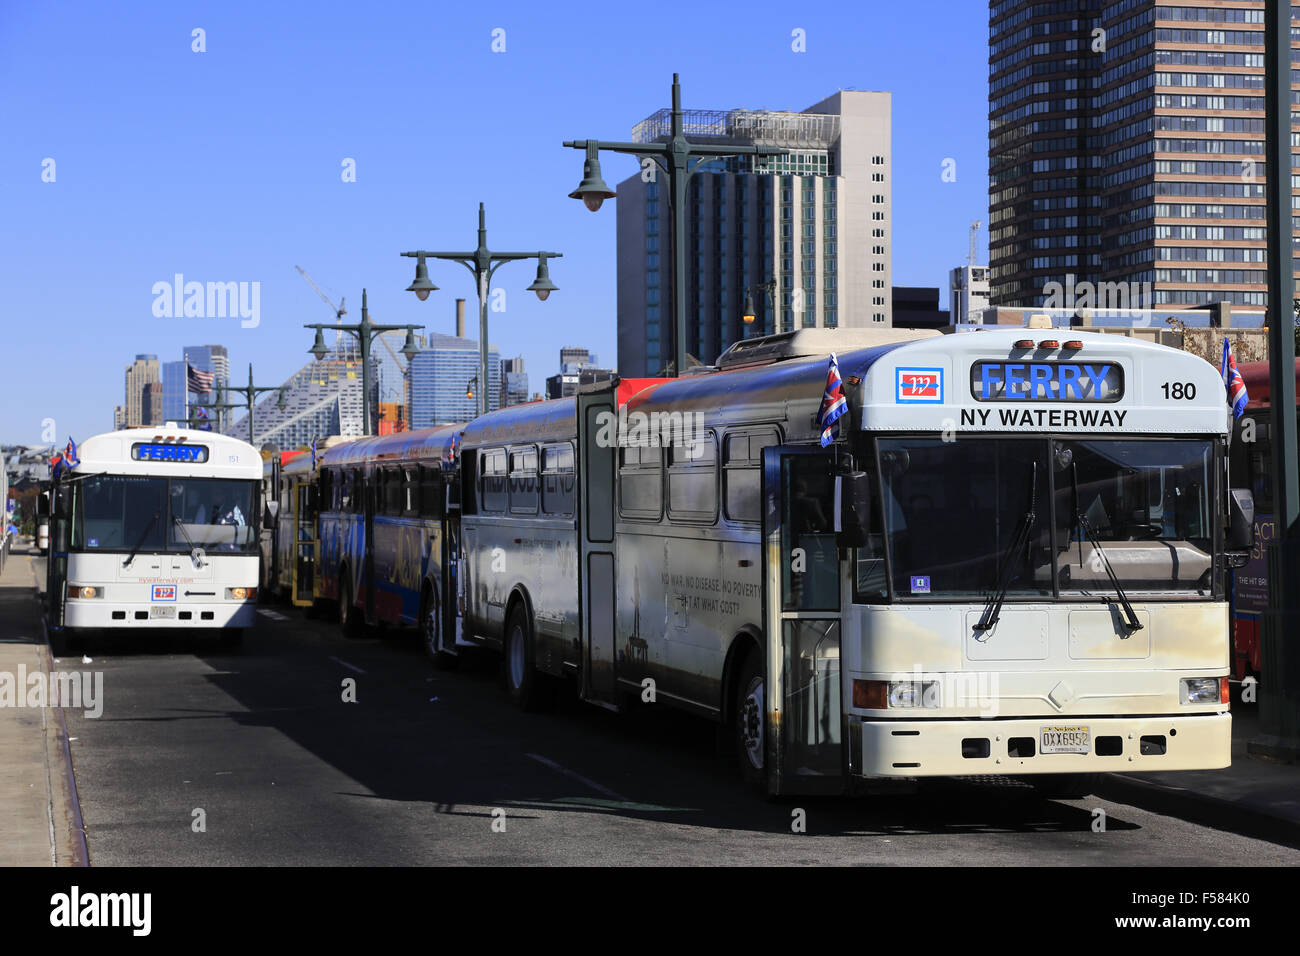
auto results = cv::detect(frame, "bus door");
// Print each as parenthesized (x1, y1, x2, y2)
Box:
(576, 386, 618, 706)
(44, 487, 70, 627)
(761, 446, 845, 796)
(442, 472, 463, 651)
(291, 481, 318, 607)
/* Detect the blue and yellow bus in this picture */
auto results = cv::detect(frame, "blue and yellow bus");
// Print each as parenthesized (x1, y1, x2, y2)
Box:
(316, 425, 463, 661)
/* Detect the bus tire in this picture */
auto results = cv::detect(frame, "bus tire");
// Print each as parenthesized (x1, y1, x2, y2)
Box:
(339, 573, 365, 637)
(733, 648, 767, 794)
(502, 603, 552, 712)
(1032, 772, 1103, 800)
(421, 585, 458, 670)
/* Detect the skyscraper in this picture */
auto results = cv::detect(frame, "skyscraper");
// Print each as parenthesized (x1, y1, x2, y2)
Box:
(184, 344, 229, 429)
(988, 1, 1274, 311)
(617, 90, 893, 375)
(408, 333, 500, 428)
(500, 357, 529, 408)
(161, 360, 189, 425)
(122, 354, 160, 428)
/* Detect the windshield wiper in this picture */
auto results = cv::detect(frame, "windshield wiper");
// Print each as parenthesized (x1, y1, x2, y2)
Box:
(171, 516, 206, 568)
(974, 461, 1038, 636)
(122, 510, 161, 568)
(1071, 462, 1142, 633)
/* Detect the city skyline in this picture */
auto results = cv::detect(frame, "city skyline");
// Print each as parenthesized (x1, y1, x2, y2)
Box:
(0, 1, 990, 444)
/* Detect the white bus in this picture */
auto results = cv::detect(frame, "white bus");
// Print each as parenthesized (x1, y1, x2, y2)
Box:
(456, 326, 1253, 797)
(43, 426, 264, 652)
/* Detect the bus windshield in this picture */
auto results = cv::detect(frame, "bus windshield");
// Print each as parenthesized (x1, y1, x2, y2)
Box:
(873, 436, 1215, 600)
(71, 475, 258, 554)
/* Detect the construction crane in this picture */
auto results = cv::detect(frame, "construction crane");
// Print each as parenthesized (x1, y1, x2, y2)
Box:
(295, 265, 346, 350)
(968, 221, 982, 268)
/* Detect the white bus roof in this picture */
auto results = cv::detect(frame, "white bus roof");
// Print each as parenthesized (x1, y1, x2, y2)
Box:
(857, 328, 1229, 435)
(69, 427, 264, 479)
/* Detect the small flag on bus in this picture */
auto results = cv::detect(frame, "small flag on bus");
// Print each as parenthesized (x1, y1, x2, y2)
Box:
(64, 437, 80, 469)
(817, 352, 848, 447)
(1221, 337, 1248, 419)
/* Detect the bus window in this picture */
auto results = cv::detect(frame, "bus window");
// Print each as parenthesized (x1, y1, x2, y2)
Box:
(383, 466, 403, 516)
(481, 449, 507, 513)
(541, 442, 575, 516)
(418, 465, 442, 518)
(723, 428, 777, 523)
(618, 444, 662, 520)
(667, 431, 718, 523)
(319, 469, 333, 512)
(509, 447, 539, 515)
(73, 475, 167, 551)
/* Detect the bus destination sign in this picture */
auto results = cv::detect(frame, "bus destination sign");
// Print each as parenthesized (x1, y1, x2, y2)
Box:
(970, 361, 1123, 403)
(130, 442, 209, 463)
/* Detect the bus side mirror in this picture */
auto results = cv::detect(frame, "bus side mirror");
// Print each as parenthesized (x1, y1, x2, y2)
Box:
(1226, 488, 1254, 568)
(835, 471, 873, 548)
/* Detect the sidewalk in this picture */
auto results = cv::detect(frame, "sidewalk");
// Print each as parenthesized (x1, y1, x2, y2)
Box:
(1098, 703, 1300, 843)
(0, 540, 86, 866)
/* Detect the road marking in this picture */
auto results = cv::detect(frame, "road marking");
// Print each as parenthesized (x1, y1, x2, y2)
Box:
(257, 609, 289, 621)
(526, 753, 631, 803)
(328, 656, 365, 674)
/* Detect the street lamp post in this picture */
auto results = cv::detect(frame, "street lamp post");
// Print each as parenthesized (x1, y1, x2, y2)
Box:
(201, 364, 284, 445)
(401, 204, 561, 418)
(305, 288, 422, 437)
(742, 276, 779, 337)
(565, 73, 787, 376)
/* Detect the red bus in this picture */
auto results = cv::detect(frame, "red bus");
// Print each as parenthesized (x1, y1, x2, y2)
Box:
(1228, 357, 1300, 680)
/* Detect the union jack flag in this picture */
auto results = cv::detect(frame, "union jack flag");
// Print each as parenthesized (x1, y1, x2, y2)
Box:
(1221, 337, 1248, 419)
(817, 352, 848, 447)
(63, 437, 80, 469)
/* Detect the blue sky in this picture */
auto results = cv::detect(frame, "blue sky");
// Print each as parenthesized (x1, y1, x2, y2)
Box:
(0, 0, 989, 445)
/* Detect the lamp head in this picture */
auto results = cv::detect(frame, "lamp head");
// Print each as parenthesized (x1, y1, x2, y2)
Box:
(568, 148, 616, 212)
(309, 328, 329, 360)
(406, 255, 437, 301)
(527, 254, 559, 302)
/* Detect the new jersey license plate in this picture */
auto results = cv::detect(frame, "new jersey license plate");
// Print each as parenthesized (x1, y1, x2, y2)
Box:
(1040, 725, 1090, 755)
(149, 605, 177, 619)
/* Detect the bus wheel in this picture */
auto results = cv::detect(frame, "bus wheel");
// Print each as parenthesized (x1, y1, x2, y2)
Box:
(421, 586, 458, 670)
(733, 650, 766, 793)
(339, 576, 365, 637)
(503, 604, 551, 712)
(1032, 773, 1102, 800)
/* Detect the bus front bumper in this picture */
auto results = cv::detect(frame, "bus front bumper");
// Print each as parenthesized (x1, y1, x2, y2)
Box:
(852, 712, 1231, 777)
(63, 600, 257, 629)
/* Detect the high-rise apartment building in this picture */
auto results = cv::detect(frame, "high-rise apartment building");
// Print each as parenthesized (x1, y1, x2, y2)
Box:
(122, 354, 160, 428)
(408, 334, 500, 428)
(617, 90, 893, 376)
(950, 264, 991, 324)
(988, 1, 1276, 311)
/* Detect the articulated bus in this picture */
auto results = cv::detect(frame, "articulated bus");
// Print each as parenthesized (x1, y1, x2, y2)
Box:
(311, 326, 1252, 796)
(43, 426, 264, 652)
(316, 425, 464, 656)
(1227, 357, 1300, 681)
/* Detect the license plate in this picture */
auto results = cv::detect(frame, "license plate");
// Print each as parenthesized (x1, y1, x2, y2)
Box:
(149, 606, 177, 619)
(1040, 725, 1090, 755)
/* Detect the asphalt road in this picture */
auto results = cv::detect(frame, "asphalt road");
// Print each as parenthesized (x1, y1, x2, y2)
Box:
(55, 603, 1300, 866)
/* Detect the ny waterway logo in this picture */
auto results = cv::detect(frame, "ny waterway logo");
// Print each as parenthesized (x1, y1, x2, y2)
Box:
(0, 665, 103, 718)
(151, 274, 260, 328)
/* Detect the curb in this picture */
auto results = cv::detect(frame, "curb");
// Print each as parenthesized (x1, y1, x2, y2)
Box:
(1095, 772, 1300, 850)
(31, 551, 90, 867)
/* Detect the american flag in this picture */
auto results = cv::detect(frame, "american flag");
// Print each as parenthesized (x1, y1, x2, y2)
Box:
(817, 352, 848, 447)
(1221, 337, 1248, 419)
(187, 363, 215, 394)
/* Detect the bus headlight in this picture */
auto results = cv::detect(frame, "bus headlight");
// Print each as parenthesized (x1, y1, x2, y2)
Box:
(1181, 677, 1222, 704)
(225, 587, 257, 601)
(888, 681, 941, 709)
(68, 585, 102, 599)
